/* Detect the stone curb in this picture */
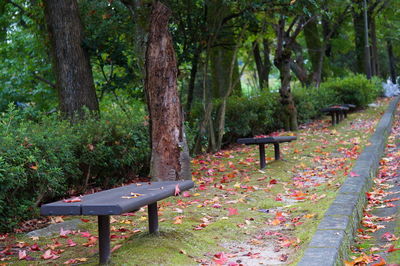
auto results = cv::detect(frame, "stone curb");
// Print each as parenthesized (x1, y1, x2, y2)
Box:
(297, 96, 400, 266)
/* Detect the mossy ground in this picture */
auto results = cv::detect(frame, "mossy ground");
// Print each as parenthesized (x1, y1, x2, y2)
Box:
(1, 99, 390, 265)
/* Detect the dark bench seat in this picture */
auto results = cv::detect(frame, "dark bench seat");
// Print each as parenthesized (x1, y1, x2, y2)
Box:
(321, 105, 349, 125)
(340, 104, 356, 118)
(237, 136, 297, 169)
(41, 180, 194, 264)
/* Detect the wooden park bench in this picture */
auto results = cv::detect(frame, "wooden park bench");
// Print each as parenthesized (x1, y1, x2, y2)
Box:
(237, 136, 297, 169)
(321, 105, 349, 125)
(341, 104, 356, 118)
(40, 180, 194, 264)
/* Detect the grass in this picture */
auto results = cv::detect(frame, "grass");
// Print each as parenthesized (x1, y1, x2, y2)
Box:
(1, 98, 390, 265)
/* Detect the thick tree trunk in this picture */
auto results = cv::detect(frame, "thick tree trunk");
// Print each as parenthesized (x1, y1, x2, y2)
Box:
(43, 0, 99, 118)
(387, 40, 397, 84)
(274, 49, 298, 131)
(145, 1, 191, 181)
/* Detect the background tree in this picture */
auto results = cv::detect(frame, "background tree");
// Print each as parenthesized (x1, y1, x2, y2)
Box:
(44, 0, 99, 119)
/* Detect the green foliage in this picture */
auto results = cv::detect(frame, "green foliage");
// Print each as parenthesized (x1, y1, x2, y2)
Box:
(223, 92, 282, 142)
(293, 85, 339, 123)
(294, 74, 382, 123)
(0, 105, 149, 232)
(320, 74, 382, 108)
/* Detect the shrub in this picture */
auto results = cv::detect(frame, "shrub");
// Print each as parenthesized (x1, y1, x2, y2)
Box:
(320, 74, 382, 108)
(223, 92, 282, 143)
(293, 85, 339, 123)
(0, 104, 150, 232)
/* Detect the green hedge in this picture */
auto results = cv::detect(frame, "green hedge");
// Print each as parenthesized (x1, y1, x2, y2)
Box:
(190, 74, 382, 147)
(0, 105, 150, 232)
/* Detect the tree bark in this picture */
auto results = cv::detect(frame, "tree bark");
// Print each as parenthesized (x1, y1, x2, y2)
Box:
(274, 18, 298, 131)
(274, 49, 298, 131)
(290, 41, 309, 87)
(43, 0, 99, 119)
(145, 1, 191, 181)
(186, 46, 200, 115)
(252, 39, 271, 90)
(387, 39, 397, 84)
(304, 18, 322, 84)
(352, 3, 366, 74)
(208, 0, 242, 98)
(369, 15, 379, 76)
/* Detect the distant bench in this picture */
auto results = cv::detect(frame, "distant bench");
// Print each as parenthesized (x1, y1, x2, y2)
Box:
(237, 136, 297, 169)
(41, 180, 194, 264)
(321, 104, 356, 125)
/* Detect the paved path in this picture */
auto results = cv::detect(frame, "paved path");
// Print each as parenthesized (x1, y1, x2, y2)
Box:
(350, 106, 400, 265)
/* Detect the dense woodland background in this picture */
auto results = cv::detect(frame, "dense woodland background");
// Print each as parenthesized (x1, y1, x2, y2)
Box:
(0, 0, 399, 231)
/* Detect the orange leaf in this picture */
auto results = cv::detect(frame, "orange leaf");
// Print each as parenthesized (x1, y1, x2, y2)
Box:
(371, 257, 386, 266)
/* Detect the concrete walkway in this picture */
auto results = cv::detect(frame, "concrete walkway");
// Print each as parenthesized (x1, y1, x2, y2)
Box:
(298, 96, 400, 266)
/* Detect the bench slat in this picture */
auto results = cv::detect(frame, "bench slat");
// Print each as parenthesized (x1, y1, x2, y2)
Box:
(41, 180, 194, 216)
(237, 136, 296, 145)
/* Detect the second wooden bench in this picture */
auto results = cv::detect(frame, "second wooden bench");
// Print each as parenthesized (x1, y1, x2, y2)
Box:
(237, 136, 297, 169)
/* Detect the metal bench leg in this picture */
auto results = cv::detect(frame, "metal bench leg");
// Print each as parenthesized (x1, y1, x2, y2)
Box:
(335, 112, 340, 123)
(344, 111, 347, 118)
(148, 202, 159, 234)
(258, 144, 266, 169)
(330, 113, 335, 125)
(273, 143, 280, 160)
(98, 215, 111, 264)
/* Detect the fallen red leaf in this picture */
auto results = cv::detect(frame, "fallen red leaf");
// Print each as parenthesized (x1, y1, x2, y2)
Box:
(30, 243, 41, 251)
(63, 197, 81, 203)
(213, 252, 228, 265)
(111, 244, 122, 252)
(174, 184, 181, 196)
(228, 208, 238, 216)
(350, 172, 360, 177)
(386, 245, 400, 253)
(82, 236, 97, 247)
(182, 191, 191, 197)
(66, 239, 77, 247)
(18, 250, 27, 260)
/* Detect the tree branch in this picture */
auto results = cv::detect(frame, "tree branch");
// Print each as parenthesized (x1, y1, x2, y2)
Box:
(32, 74, 56, 89)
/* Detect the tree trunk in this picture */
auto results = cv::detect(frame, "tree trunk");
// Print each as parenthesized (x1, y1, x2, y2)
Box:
(290, 41, 309, 87)
(208, 0, 242, 98)
(186, 46, 200, 115)
(369, 15, 379, 76)
(352, 3, 366, 74)
(274, 49, 298, 131)
(43, 0, 99, 119)
(145, 1, 191, 181)
(0, 1, 6, 42)
(304, 18, 322, 84)
(387, 39, 397, 84)
(253, 39, 271, 90)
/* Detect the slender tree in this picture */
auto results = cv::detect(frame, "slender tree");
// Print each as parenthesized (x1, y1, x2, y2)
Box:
(43, 0, 99, 118)
(145, 1, 191, 181)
